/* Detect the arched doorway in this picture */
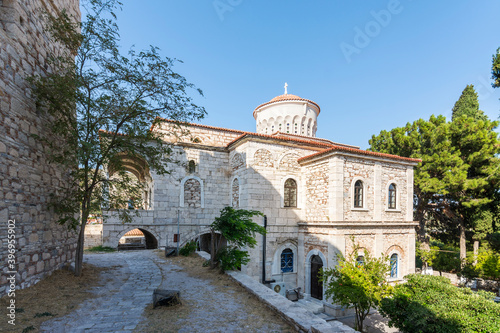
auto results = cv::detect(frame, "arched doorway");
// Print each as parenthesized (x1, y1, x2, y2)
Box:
(118, 228, 158, 250)
(310, 255, 323, 300)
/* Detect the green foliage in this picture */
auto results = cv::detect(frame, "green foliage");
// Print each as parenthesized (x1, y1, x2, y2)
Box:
(451, 85, 487, 121)
(216, 245, 250, 271)
(179, 240, 197, 256)
(416, 241, 438, 268)
(432, 247, 461, 273)
(476, 251, 500, 281)
(370, 88, 500, 259)
(493, 47, 500, 88)
(211, 207, 265, 248)
(86, 245, 116, 252)
(380, 274, 500, 333)
(322, 241, 392, 332)
(487, 232, 500, 252)
(29, 0, 206, 275)
(210, 207, 265, 271)
(457, 259, 481, 286)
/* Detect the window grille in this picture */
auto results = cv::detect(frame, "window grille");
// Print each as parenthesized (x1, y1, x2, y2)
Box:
(281, 248, 293, 273)
(390, 253, 398, 278)
(354, 180, 363, 207)
(284, 178, 297, 207)
(388, 183, 396, 209)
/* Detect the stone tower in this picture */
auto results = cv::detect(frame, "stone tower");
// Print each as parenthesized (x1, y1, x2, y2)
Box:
(253, 84, 320, 137)
(0, 0, 80, 295)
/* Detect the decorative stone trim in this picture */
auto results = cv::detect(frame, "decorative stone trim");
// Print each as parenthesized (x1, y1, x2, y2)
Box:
(280, 175, 300, 208)
(272, 241, 298, 275)
(304, 249, 327, 298)
(350, 176, 367, 210)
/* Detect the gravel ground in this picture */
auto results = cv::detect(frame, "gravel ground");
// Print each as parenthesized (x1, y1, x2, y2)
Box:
(137, 251, 295, 333)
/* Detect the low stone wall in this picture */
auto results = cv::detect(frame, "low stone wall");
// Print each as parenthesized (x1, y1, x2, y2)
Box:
(432, 270, 499, 293)
(84, 224, 103, 249)
(432, 271, 460, 285)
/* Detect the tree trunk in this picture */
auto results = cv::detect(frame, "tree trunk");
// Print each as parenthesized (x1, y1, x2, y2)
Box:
(75, 209, 90, 276)
(459, 218, 466, 263)
(473, 240, 479, 265)
(210, 230, 216, 269)
(415, 201, 427, 243)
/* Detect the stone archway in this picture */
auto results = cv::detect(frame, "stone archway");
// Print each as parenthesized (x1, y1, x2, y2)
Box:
(116, 227, 158, 250)
(305, 249, 327, 300)
(310, 255, 323, 300)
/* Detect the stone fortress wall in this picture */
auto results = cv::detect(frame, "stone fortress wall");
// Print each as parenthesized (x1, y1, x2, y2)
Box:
(0, 0, 80, 295)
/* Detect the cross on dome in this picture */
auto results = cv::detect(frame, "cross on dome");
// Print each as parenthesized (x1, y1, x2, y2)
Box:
(284, 82, 288, 95)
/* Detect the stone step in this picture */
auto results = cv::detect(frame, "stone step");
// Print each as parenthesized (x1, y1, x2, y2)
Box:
(296, 298, 325, 314)
(316, 312, 337, 322)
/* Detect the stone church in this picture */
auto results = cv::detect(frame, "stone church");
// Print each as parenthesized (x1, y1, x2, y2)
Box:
(98, 85, 419, 301)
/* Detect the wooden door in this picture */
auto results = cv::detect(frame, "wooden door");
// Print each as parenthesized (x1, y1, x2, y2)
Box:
(310, 255, 323, 300)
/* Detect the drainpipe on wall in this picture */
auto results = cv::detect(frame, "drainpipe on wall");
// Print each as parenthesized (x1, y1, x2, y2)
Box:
(262, 215, 275, 285)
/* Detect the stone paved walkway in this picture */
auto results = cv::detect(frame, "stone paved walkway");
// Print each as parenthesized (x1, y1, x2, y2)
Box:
(40, 250, 292, 333)
(41, 251, 162, 333)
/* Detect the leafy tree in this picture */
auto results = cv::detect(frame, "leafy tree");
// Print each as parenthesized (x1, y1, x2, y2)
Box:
(29, 0, 205, 276)
(370, 86, 500, 261)
(380, 274, 500, 333)
(322, 242, 392, 332)
(210, 207, 266, 271)
(487, 232, 500, 252)
(451, 84, 487, 121)
(493, 47, 500, 88)
(369, 115, 466, 262)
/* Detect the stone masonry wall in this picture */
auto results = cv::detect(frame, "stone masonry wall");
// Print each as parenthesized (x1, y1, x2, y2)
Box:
(0, 0, 80, 295)
(305, 161, 329, 221)
(231, 178, 239, 207)
(184, 178, 201, 208)
(83, 224, 103, 249)
(342, 156, 410, 222)
(158, 122, 243, 147)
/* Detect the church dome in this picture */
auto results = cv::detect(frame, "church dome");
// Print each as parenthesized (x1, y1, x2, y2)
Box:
(253, 85, 321, 137)
(254, 94, 321, 116)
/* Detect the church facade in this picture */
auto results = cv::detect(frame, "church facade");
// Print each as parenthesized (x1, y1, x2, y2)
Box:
(100, 89, 419, 300)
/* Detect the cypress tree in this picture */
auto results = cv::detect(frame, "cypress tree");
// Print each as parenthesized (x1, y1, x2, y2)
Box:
(451, 84, 487, 121)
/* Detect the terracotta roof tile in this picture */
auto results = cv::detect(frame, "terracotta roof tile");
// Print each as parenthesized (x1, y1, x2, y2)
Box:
(298, 147, 421, 164)
(123, 228, 144, 237)
(150, 118, 418, 163)
(152, 117, 246, 134)
(253, 94, 320, 117)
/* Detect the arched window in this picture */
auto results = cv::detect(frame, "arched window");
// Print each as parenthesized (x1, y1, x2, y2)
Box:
(284, 178, 297, 208)
(188, 160, 196, 173)
(354, 180, 363, 208)
(390, 253, 398, 278)
(357, 255, 365, 266)
(388, 183, 396, 209)
(281, 248, 293, 273)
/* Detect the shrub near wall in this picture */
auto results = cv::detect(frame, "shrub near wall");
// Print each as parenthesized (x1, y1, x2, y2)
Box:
(380, 274, 500, 333)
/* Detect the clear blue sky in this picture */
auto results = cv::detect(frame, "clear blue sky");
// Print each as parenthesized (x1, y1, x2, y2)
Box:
(108, 0, 499, 149)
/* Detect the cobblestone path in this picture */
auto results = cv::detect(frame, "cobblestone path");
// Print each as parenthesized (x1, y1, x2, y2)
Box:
(40, 250, 292, 333)
(41, 251, 162, 333)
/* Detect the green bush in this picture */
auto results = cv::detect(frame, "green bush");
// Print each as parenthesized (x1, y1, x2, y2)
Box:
(216, 245, 250, 271)
(432, 245, 461, 273)
(380, 274, 500, 333)
(179, 240, 197, 256)
(476, 251, 500, 280)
